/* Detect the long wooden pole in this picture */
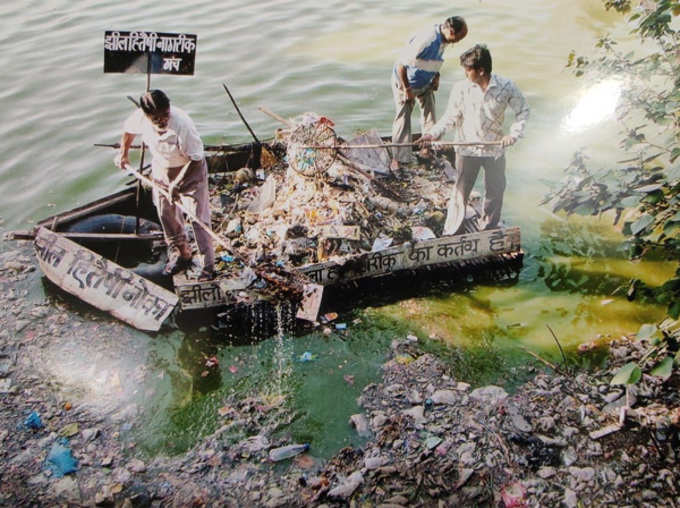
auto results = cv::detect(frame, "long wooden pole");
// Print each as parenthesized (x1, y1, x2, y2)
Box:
(256, 105, 503, 149)
(223, 83, 260, 143)
(302, 141, 503, 149)
(122, 165, 233, 253)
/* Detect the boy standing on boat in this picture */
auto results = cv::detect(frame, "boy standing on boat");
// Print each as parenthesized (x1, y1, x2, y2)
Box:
(390, 16, 468, 173)
(114, 89, 215, 280)
(419, 44, 529, 230)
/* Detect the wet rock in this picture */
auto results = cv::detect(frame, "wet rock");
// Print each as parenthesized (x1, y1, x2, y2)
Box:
(328, 471, 363, 499)
(170, 481, 208, 507)
(562, 447, 578, 466)
(470, 385, 507, 406)
(383, 494, 409, 505)
(563, 488, 578, 508)
(113, 467, 132, 484)
(430, 389, 457, 405)
(128, 459, 146, 473)
(456, 382, 471, 391)
(82, 427, 99, 442)
(402, 406, 425, 425)
(0, 358, 12, 377)
(364, 455, 388, 470)
(52, 476, 81, 504)
(642, 489, 657, 501)
(603, 390, 623, 403)
(603, 389, 637, 413)
(507, 402, 532, 432)
(15, 320, 30, 332)
(569, 466, 595, 482)
(241, 434, 270, 453)
(535, 434, 567, 447)
(264, 487, 286, 508)
(407, 389, 423, 404)
(537, 466, 556, 479)
(350, 414, 371, 436)
(372, 413, 388, 428)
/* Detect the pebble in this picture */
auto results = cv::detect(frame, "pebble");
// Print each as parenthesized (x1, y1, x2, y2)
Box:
(569, 466, 595, 482)
(364, 455, 388, 470)
(537, 466, 556, 479)
(430, 389, 457, 405)
(402, 406, 425, 425)
(52, 476, 81, 504)
(15, 320, 30, 332)
(563, 488, 578, 508)
(349, 414, 371, 436)
(328, 471, 363, 499)
(469, 385, 508, 405)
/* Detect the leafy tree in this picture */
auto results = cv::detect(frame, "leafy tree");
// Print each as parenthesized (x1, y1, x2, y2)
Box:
(543, 0, 680, 383)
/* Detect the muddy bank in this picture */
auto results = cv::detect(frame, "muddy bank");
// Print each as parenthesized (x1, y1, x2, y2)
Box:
(1, 241, 678, 507)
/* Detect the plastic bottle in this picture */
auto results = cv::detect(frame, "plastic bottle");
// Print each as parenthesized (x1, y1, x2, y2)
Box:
(268, 443, 310, 462)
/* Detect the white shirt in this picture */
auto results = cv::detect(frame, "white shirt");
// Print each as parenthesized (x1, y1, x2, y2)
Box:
(123, 105, 204, 174)
(427, 73, 529, 158)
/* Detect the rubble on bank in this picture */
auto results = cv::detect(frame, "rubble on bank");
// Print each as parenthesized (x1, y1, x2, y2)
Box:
(1, 241, 678, 507)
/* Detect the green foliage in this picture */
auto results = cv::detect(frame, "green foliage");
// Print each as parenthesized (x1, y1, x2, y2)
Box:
(545, 0, 680, 319)
(610, 361, 642, 385)
(650, 355, 674, 380)
(547, 1, 680, 384)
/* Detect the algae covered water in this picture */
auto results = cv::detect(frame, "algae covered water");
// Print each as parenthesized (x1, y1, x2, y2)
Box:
(0, 0, 672, 457)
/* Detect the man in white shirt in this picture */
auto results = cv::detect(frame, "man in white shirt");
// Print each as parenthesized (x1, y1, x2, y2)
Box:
(419, 44, 529, 230)
(114, 89, 214, 280)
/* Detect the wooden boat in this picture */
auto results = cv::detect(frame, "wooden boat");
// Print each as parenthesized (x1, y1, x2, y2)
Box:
(7, 139, 523, 332)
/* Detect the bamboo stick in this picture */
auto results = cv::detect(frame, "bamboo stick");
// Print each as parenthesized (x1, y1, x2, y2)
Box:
(122, 165, 233, 253)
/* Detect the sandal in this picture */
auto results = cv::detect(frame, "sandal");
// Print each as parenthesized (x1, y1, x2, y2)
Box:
(197, 267, 215, 282)
(163, 247, 192, 276)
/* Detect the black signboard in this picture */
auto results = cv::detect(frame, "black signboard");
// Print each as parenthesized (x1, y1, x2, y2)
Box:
(104, 31, 197, 75)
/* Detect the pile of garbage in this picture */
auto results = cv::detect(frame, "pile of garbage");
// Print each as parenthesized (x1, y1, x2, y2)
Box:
(208, 114, 457, 277)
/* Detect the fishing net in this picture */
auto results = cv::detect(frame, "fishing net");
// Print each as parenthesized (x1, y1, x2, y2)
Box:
(286, 121, 338, 177)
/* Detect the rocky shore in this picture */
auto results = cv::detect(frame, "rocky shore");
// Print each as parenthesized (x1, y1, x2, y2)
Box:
(1, 242, 678, 507)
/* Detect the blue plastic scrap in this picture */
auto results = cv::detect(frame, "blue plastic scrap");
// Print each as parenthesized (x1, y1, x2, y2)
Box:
(298, 351, 315, 362)
(45, 438, 78, 477)
(23, 411, 44, 430)
(335, 323, 347, 330)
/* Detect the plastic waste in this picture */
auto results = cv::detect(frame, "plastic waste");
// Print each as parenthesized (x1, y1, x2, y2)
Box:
(299, 351, 315, 362)
(335, 323, 347, 330)
(45, 438, 78, 477)
(23, 411, 43, 430)
(220, 254, 235, 263)
(269, 443, 310, 462)
(371, 235, 393, 252)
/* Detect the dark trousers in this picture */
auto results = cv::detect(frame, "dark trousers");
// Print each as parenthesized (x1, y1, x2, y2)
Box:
(456, 154, 506, 229)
